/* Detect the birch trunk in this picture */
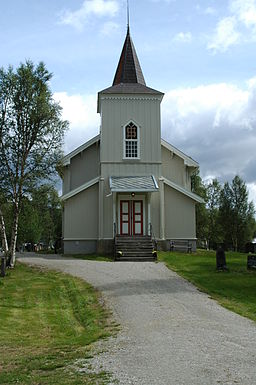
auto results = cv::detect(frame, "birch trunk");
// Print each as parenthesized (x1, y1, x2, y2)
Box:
(8, 202, 19, 267)
(0, 206, 8, 253)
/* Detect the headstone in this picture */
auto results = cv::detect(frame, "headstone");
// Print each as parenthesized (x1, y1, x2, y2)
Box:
(216, 246, 227, 270)
(247, 255, 256, 270)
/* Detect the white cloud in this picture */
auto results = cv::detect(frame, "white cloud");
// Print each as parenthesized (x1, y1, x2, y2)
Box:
(161, 79, 256, 204)
(173, 32, 192, 43)
(56, 79, 256, 206)
(207, 16, 240, 52)
(208, 0, 256, 52)
(60, 0, 119, 31)
(230, 0, 256, 30)
(54, 92, 100, 153)
(248, 183, 256, 206)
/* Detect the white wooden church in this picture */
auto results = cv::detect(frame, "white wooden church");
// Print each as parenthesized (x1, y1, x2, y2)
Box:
(61, 27, 203, 259)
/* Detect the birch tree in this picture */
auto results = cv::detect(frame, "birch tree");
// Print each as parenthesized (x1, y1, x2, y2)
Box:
(0, 61, 68, 266)
(0, 205, 8, 253)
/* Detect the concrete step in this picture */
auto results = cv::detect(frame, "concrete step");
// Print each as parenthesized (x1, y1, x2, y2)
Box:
(115, 235, 157, 261)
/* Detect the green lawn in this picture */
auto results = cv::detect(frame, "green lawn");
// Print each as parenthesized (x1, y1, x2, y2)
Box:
(0, 263, 116, 384)
(63, 254, 113, 262)
(158, 249, 256, 322)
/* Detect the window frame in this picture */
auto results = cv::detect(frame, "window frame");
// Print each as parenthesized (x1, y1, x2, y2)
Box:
(123, 121, 140, 160)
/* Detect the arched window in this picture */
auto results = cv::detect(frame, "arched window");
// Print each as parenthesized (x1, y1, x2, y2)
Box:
(124, 122, 140, 159)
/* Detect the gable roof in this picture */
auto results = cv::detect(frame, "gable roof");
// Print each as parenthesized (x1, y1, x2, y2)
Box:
(62, 134, 100, 166)
(113, 27, 146, 86)
(161, 138, 199, 168)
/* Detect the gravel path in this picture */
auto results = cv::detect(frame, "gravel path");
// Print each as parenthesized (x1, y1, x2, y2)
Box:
(18, 253, 256, 385)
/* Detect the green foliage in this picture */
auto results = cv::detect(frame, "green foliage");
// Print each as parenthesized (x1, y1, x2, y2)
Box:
(0, 61, 68, 195)
(18, 185, 62, 247)
(159, 250, 256, 322)
(0, 61, 68, 262)
(0, 263, 115, 384)
(206, 178, 223, 248)
(191, 171, 209, 242)
(192, 172, 255, 251)
(219, 176, 255, 251)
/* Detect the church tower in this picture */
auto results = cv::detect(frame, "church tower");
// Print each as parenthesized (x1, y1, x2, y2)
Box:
(98, 27, 164, 176)
(97, 27, 164, 247)
(62, 24, 202, 257)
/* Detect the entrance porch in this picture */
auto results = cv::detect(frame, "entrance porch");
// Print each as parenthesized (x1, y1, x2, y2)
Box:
(109, 176, 159, 260)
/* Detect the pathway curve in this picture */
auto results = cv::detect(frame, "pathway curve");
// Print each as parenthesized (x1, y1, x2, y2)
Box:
(18, 253, 256, 385)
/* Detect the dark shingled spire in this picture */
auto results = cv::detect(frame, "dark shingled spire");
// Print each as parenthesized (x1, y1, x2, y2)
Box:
(112, 27, 146, 86)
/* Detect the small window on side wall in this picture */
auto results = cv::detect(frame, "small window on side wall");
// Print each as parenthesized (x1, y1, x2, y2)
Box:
(124, 122, 140, 159)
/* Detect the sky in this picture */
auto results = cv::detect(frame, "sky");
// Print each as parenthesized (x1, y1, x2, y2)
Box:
(1, 0, 256, 205)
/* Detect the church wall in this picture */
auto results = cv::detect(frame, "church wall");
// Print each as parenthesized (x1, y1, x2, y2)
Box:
(63, 143, 100, 194)
(101, 163, 161, 180)
(161, 146, 186, 187)
(103, 186, 113, 239)
(63, 183, 99, 241)
(164, 184, 196, 240)
(62, 167, 70, 195)
(100, 96, 162, 166)
(150, 190, 161, 239)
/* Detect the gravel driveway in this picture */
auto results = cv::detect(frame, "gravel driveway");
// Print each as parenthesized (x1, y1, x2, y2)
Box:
(18, 253, 256, 385)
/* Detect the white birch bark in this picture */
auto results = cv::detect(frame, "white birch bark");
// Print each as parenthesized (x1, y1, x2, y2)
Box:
(0, 206, 8, 253)
(9, 202, 19, 267)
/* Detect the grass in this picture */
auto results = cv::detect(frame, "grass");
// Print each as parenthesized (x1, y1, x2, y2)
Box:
(63, 255, 113, 262)
(158, 249, 256, 322)
(0, 263, 116, 384)
(34, 250, 113, 262)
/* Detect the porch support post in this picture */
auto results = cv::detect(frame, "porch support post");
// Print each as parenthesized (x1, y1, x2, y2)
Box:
(159, 178, 165, 240)
(113, 192, 116, 237)
(147, 193, 151, 236)
(98, 177, 104, 239)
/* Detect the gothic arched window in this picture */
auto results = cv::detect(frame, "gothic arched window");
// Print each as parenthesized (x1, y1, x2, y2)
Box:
(123, 122, 140, 159)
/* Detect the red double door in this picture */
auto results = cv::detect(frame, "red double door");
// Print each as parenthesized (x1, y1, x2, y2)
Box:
(120, 200, 143, 236)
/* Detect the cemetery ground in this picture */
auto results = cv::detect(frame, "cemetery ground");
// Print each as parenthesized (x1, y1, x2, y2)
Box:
(0, 263, 116, 385)
(0, 250, 255, 384)
(158, 249, 256, 322)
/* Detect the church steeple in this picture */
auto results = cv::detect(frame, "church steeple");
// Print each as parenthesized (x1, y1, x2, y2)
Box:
(112, 27, 146, 86)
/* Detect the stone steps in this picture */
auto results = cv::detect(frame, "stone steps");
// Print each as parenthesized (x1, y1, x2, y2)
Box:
(115, 236, 157, 261)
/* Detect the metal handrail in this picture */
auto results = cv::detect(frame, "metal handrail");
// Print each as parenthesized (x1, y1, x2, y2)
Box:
(149, 223, 157, 251)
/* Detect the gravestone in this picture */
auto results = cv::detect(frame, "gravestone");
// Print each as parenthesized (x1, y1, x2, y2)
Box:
(247, 255, 256, 270)
(216, 246, 227, 271)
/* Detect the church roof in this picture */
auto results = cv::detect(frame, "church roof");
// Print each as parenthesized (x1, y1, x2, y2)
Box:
(99, 82, 163, 96)
(113, 27, 146, 86)
(98, 28, 163, 107)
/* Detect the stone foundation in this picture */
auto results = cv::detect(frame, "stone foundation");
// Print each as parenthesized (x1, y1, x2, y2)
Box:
(97, 239, 114, 256)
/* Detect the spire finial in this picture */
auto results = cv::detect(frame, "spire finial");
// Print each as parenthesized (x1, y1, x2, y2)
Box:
(127, 0, 130, 31)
